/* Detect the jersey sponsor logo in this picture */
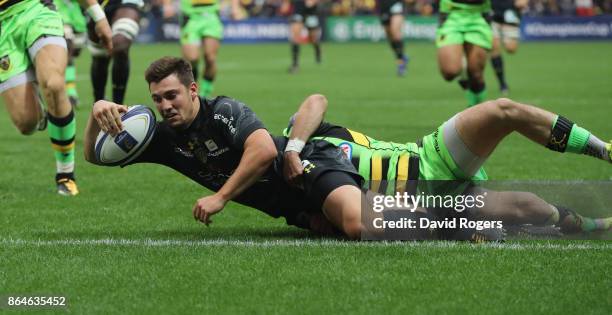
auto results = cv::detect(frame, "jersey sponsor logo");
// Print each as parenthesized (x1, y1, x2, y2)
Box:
(213, 113, 237, 135)
(339, 142, 353, 160)
(204, 139, 218, 151)
(174, 146, 194, 157)
(302, 159, 316, 174)
(0, 55, 11, 72)
(208, 147, 229, 157)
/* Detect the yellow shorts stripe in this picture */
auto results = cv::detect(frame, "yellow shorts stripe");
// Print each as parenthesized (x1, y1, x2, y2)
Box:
(347, 128, 370, 148)
(371, 153, 382, 192)
(395, 153, 409, 193)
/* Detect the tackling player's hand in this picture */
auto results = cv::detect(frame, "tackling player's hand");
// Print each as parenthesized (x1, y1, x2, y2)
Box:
(283, 151, 304, 188)
(92, 100, 127, 136)
(193, 194, 228, 226)
(95, 19, 113, 53)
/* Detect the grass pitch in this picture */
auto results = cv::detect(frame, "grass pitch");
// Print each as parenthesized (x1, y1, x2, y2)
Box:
(1, 41, 611, 314)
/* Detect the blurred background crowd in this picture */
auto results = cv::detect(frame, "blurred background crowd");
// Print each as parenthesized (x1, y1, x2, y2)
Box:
(149, 0, 612, 19)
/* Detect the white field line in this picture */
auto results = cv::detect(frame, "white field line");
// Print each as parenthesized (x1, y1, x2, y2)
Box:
(0, 238, 610, 250)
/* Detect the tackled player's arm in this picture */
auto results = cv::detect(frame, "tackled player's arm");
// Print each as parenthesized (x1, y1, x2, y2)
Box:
(193, 129, 277, 225)
(283, 94, 328, 187)
(84, 100, 128, 165)
(77, 0, 113, 52)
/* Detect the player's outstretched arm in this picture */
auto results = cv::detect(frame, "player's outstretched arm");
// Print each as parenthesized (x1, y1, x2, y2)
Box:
(83, 100, 128, 165)
(193, 129, 277, 225)
(77, 0, 113, 53)
(283, 94, 328, 186)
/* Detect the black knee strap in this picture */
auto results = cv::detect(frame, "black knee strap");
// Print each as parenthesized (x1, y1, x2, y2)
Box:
(546, 115, 574, 152)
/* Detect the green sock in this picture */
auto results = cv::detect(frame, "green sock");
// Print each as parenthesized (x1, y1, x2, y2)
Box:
(550, 116, 590, 154)
(199, 79, 213, 97)
(65, 65, 78, 97)
(48, 111, 76, 176)
(465, 88, 487, 107)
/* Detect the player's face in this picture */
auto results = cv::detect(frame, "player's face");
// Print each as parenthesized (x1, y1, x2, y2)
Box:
(149, 74, 199, 129)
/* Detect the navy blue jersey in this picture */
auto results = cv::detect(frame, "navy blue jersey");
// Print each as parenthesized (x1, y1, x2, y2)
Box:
(124, 96, 359, 228)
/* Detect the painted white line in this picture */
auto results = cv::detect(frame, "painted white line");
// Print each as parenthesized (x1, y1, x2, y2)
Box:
(0, 238, 610, 250)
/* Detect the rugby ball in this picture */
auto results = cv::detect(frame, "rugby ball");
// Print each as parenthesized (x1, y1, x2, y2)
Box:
(94, 105, 157, 166)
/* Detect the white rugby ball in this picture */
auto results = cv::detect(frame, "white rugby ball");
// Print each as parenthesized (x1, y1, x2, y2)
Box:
(95, 105, 157, 166)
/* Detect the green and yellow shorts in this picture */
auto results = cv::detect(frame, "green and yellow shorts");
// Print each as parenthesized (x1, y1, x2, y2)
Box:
(436, 10, 492, 50)
(0, 0, 65, 92)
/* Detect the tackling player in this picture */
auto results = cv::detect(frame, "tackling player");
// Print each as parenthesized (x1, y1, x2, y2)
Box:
(436, 0, 492, 107)
(1, 0, 112, 195)
(54, 0, 88, 107)
(87, 0, 143, 104)
(377, 0, 409, 76)
(490, 0, 528, 94)
(172, 0, 241, 97)
(283, 95, 612, 235)
(287, 0, 322, 73)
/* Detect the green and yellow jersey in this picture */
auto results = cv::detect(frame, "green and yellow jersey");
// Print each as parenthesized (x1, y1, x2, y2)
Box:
(285, 122, 421, 195)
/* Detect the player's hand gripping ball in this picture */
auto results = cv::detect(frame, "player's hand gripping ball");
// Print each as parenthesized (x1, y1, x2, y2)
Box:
(95, 105, 157, 166)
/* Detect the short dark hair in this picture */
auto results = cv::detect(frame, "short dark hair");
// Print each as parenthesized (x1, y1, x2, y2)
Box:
(145, 56, 194, 88)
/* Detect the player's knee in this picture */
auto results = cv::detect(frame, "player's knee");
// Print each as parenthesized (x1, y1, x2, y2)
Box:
(343, 221, 364, 240)
(440, 69, 459, 81)
(306, 94, 327, 110)
(14, 117, 38, 135)
(111, 37, 131, 57)
(204, 53, 217, 66)
(111, 17, 139, 46)
(466, 66, 484, 80)
(493, 98, 522, 122)
(511, 192, 543, 221)
(40, 72, 65, 96)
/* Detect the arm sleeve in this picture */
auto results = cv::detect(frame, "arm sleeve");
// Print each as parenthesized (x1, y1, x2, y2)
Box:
(120, 123, 169, 167)
(210, 97, 267, 150)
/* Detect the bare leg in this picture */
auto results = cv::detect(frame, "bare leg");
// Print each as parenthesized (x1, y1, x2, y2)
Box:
(490, 36, 508, 92)
(201, 37, 220, 97)
(464, 43, 488, 106)
(289, 22, 303, 72)
(387, 15, 407, 76)
(437, 44, 464, 81)
(1, 82, 42, 135)
(322, 185, 364, 240)
(109, 7, 140, 104)
(35, 44, 79, 195)
(467, 187, 556, 225)
(455, 98, 610, 162)
(467, 187, 612, 233)
(182, 43, 200, 82)
(455, 98, 555, 157)
(308, 28, 321, 64)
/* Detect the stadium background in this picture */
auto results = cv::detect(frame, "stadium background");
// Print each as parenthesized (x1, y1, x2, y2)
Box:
(1, 0, 611, 313)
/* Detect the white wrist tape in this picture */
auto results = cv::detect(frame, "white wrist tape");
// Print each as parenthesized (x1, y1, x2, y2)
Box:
(285, 139, 305, 153)
(87, 4, 106, 22)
